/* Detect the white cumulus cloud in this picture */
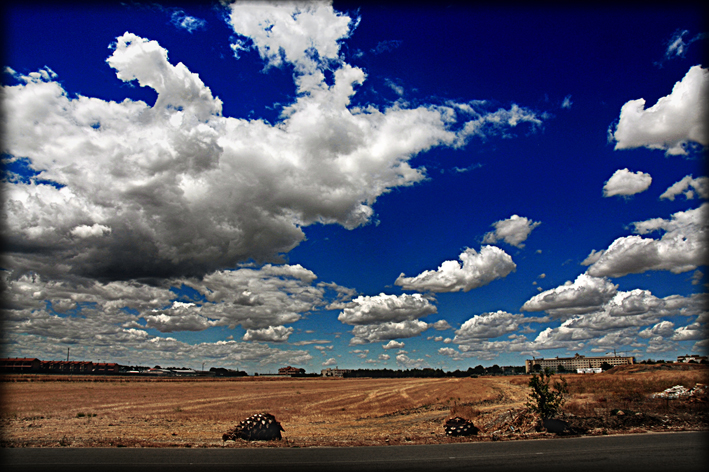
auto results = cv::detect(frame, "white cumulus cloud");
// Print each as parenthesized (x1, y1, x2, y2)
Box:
(395, 246, 516, 293)
(584, 204, 708, 277)
(349, 320, 429, 345)
(610, 65, 708, 155)
(521, 274, 618, 316)
(242, 325, 294, 343)
(2, 20, 543, 282)
(482, 214, 541, 248)
(382, 340, 405, 350)
(603, 168, 652, 197)
(453, 311, 529, 342)
(337, 293, 436, 325)
(660, 175, 709, 201)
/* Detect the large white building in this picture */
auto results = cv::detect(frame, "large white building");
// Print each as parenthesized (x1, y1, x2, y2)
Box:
(525, 353, 634, 373)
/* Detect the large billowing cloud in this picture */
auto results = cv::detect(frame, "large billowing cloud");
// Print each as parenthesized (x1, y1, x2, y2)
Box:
(660, 175, 709, 201)
(337, 293, 436, 325)
(337, 293, 436, 346)
(349, 320, 429, 345)
(521, 274, 618, 316)
(453, 311, 530, 342)
(529, 291, 706, 353)
(1, 264, 345, 366)
(395, 246, 516, 293)
(602, 168, 652, 197)
(243, 325, 294, 343)
(2, 9, 543, 282)
(610, 65, 708, 156)
(482, 215, 541, 248)
(583, 204, 708, 277)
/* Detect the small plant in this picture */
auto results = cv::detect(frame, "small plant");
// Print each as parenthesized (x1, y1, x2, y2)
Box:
(526, 368, 568, 419)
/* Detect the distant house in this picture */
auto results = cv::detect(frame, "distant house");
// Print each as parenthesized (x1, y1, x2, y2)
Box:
(145, 367, 175, 376)
(321, 367, 351, 377)
(171, 368, 198, 376)
(677, 354, 708, 363)
(278, 366, 305, 376)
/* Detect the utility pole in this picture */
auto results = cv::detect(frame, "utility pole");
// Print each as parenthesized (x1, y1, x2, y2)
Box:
(67, 347, 70, 362)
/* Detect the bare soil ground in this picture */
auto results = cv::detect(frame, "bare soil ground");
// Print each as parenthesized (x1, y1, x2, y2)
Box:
(1, 364, 707, 448)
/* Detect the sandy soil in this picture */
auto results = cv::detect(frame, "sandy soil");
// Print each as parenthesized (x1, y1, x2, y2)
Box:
(1, 367, 706, 448)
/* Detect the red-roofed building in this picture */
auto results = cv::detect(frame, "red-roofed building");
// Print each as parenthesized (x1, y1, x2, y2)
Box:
(278, 366, 305, 376)
(0, 358, 41, 372)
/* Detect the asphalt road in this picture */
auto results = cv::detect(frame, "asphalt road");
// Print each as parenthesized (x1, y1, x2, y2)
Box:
(2, 431, 707, 472)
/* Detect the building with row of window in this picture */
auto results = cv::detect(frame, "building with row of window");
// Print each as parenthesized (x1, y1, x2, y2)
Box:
(0, 358, 120, 374)
(525, 353, 635, 373)
(321, 367, 351, 377)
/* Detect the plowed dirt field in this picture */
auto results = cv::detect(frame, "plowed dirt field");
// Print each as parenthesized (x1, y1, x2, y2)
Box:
(2, 365, 707, 448)
(1, 375, 528, 447)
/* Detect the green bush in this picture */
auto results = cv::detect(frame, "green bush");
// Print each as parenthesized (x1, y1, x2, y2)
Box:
(526, 369, 568, 419)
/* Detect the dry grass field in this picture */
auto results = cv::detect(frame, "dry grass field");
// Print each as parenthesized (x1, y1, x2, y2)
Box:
(1, 364, 707, 448)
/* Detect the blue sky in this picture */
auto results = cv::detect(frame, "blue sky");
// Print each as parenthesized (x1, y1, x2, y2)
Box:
(2, 1, 707, 372)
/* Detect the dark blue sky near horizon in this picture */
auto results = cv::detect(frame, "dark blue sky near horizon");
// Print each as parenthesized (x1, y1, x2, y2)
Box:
(2, 1, 706, 371)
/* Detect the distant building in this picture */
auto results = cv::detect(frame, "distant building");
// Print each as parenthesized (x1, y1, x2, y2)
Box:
(577, 368, 603, 374)
(1, 358, 123, 374)
(321, 367, 351, 377)
(525, 353, 634, 373)
(92, 362, 119, 374)
(677, 354, 708, 363)
(0, 358, 41, 373)
(145, 368, 175, 376)
(278, 366, 305, 376)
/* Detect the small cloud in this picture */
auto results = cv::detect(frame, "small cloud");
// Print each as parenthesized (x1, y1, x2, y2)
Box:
(243, 326, 294, 343)
(660, 175, 708, 201)
(70, 224, 111, 239)
(691, 270, 703, 285)
(371, 39, 402, 55)
(483, 214, 541, 248)
(561, 95, 573, 109)
(170, 10, 206, 33)
(658, 29, 706, 64)
(603, 168, 652, 197)
(385, 78, 404, 96)
(382, 340, 405, 350)
(431, 320, 452, 331)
